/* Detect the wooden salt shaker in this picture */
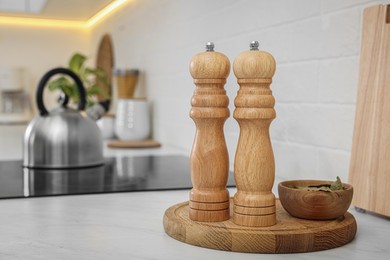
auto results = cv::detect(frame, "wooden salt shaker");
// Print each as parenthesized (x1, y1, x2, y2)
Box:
(233, 41, 277, 227)
(189, 42, 230, 222)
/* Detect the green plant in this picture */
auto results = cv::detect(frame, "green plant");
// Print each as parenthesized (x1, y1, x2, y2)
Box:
(47, 52, 109, 108)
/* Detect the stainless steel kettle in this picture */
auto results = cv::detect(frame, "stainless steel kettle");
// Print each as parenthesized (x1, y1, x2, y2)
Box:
(23, 68, 105, 169)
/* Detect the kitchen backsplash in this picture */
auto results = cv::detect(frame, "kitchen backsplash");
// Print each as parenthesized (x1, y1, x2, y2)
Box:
(2, 0, 388, 182)
(91, 0, 390, 182)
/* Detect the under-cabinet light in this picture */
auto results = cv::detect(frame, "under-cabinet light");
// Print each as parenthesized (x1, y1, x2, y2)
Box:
(86, 0, 128, 27)
(0, 0, 129, 29)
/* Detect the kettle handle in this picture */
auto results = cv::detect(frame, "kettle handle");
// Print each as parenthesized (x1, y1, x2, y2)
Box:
(36, 67, 87, 115)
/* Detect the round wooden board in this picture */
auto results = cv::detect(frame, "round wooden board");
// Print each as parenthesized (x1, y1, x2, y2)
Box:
(107, 139, 161, 149)
(163, 199, 357, 253)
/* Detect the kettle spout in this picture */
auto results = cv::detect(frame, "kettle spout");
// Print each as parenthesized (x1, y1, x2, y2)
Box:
(86, 100, 110, 121)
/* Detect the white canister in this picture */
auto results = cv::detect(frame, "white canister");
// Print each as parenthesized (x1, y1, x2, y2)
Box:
(115, 99, 150, 141)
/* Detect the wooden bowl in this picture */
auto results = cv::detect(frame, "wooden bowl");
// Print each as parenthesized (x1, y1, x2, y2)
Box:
(278, 180, 353, 220)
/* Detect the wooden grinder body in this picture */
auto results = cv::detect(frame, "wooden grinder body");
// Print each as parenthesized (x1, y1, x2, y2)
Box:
(233, 46, 277, 227)
(189, 46, 231, 222)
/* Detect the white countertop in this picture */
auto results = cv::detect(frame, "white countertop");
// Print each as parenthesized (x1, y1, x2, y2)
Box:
(0, 124, 389, 259)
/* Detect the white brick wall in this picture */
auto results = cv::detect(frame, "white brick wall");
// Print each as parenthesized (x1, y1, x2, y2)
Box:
(91, 0, 389, 182)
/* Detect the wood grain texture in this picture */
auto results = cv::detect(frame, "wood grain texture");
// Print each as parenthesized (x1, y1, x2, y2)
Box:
(349, 4, 390, 217)
(232, 48, 277, 227)
(96, 33, 114, 101)
(188, 47, 230, 222)
(163, 199, 357, 253)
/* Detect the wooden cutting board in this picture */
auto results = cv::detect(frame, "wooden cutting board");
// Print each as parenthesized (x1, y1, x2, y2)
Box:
(96, 34, 114, 101)
(349, 5, 390, 217)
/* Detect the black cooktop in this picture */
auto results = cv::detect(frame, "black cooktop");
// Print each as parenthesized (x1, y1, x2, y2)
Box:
(0, 155, 236, 199)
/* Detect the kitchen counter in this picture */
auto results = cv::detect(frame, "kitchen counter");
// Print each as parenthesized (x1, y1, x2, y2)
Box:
(0, 124, 389, 259)
(0, 189, 389, 260)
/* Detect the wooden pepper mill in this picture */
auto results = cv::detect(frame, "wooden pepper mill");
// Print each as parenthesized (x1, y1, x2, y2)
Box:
(189, 42, 230, 222)
(233, 41, 277, 227)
